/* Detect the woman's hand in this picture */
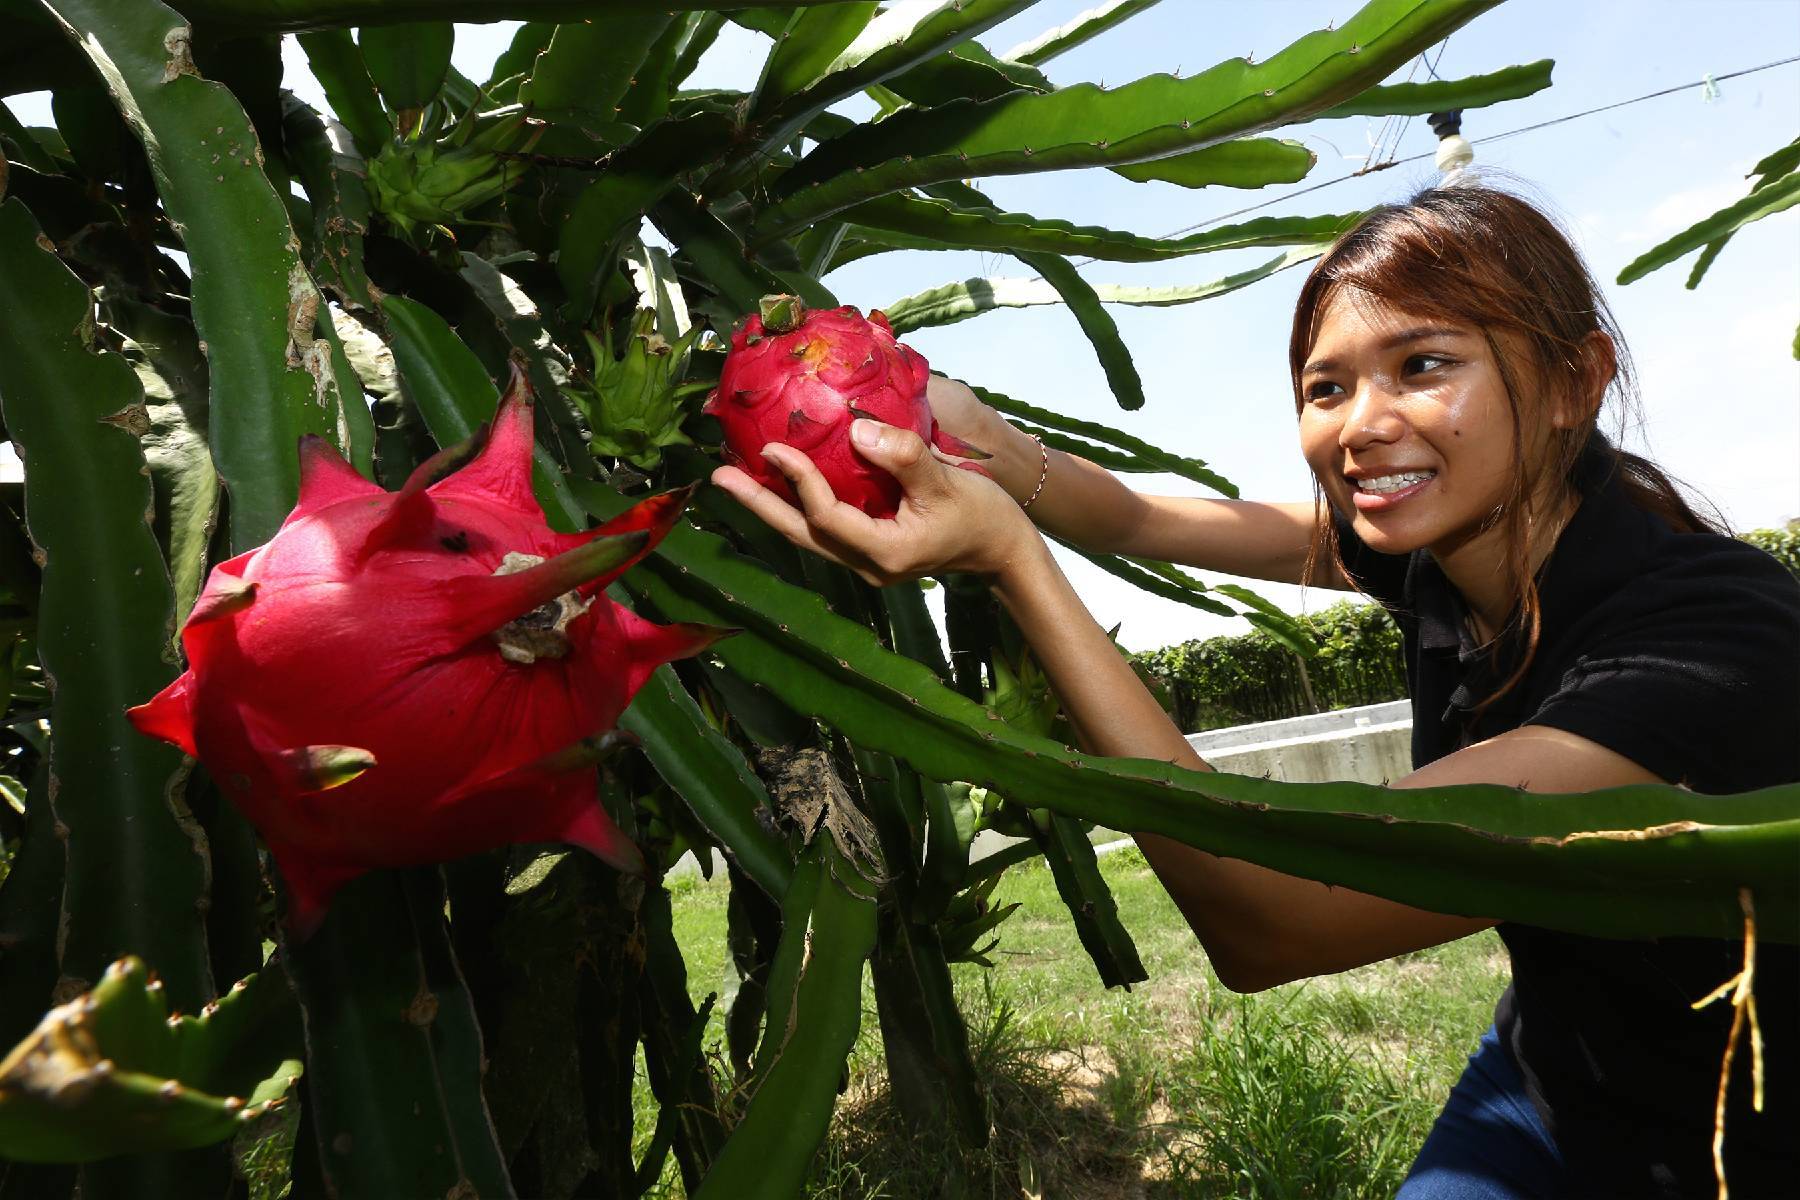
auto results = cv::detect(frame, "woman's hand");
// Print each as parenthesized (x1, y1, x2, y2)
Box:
(926, 374, 1045, 505)
(710, 418, 1044, 587)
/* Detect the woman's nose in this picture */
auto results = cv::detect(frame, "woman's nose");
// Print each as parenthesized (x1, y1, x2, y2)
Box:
(1338, 382, 1405, 450)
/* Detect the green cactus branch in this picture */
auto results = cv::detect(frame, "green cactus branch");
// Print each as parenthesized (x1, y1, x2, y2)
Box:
(969, 384, 1238, 496)
(1057, 538, 1239, 619)
(1112, 136, 1319, 189)
(294, 30, 388, 156)
(722, 0, 1035, 186)
(636, 885, 727, 1190)
(1679, 138, 1800, 290)
(621, 665, 793, 901)
(755, 0, 1505, 239)
(749, 4, 879, 118)
(0, 200, 215, 1014)
(880, 242, 1331, 334)
(1315, 56, 1554, 118)
(1617, 169, 1800, 285)
(555, 111, 737, 324)
(838, 197, 1363, 263)
(575, 485, 1800, 945)
(1033, 815, 1148, 988)
(42, 0, 354, 552)
(162, 0, 847, 31)
(284, 870, 514, 1198)
(694, 838, 878, 1200)
(0, 959, 301, 1164)
(1005, 0, 1167, 67)
(0, 767, 64, 1053)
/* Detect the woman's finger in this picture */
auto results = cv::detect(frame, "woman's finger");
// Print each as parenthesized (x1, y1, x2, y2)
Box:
(849, 419, 948, 503)
(709, 465, 837, 560)
(761, 444, 885, 549)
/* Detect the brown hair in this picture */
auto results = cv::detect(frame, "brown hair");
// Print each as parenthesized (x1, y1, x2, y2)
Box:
(1288, 181, 1725, 715)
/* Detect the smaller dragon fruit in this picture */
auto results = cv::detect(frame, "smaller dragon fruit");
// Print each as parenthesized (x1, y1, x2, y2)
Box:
(127, 368, 725, 934)
(566, 309, 703, 469)
(704, 295, 986, 519)
(367, 104, 539, 246)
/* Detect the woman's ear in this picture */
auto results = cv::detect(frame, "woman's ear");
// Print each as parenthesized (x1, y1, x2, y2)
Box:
(1551, 331, 1615, 430)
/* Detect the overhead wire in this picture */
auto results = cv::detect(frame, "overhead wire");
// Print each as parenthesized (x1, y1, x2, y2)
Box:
(1377, 37, 1454, 168)
(1133, 52, 1800, 246)
(1362, 44, 1428, 170)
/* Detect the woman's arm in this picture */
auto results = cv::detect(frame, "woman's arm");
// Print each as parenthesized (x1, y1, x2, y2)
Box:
(716, 420, 1665, 991)
(931, 376, 1348, 588)
(994, 542, 1666, 990)
(990, 538, 1491, 990)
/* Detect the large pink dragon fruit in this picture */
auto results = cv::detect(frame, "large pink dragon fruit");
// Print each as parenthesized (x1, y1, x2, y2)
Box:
(128, 369, 723, 934)
(703, 295, 984, 518)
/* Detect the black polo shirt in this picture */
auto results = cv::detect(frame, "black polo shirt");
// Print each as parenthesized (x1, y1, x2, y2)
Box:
(1335, 443, 1800, 1197)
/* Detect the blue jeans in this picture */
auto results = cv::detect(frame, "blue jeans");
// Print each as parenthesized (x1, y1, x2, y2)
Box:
(1396, 1024, 1565, 1199)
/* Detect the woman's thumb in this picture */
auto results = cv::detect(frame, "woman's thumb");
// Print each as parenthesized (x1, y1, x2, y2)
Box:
(851, 419, 940, 491)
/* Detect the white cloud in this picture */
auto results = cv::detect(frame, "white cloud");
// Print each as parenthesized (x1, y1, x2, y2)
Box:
(1615, 171, 1761, 246)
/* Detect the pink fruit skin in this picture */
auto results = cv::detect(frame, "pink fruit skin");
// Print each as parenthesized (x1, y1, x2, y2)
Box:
(128, 374, 723, 935)
(704, 304, 981, 519)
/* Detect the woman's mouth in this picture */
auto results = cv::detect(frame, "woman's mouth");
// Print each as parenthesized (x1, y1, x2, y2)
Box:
(1350, 469, 1436, 511)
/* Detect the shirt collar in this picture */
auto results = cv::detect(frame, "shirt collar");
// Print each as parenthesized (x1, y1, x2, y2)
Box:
(1406, 441, 1650, 710)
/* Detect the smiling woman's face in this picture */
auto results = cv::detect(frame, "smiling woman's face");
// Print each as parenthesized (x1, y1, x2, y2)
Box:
(1297, 289, 1535, 561)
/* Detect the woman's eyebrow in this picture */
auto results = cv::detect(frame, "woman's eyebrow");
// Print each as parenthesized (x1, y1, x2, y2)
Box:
(1302, 325, 1468, 376)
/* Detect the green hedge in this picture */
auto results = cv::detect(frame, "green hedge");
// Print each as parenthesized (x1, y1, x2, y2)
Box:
(1742, 524, 1800, 580)
(1134, 526, 1798, 734)
(1131, 599, 1406, 733)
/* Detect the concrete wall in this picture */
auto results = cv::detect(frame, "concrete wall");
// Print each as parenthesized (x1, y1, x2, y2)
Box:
(1186, 700, 1413, 786)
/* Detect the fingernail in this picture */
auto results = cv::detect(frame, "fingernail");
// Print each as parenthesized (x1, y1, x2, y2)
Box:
(851, 419, 881, 448)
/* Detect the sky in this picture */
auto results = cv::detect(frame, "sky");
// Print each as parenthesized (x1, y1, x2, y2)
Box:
(6, 0, 1798, 651)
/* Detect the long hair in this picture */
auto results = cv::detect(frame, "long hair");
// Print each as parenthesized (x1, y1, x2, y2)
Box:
(1287, 182, 1725, 715)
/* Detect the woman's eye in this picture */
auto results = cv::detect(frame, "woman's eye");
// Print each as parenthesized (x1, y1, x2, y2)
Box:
(1405, 353, 1450, 374)
(1305, 380, 1344, 402)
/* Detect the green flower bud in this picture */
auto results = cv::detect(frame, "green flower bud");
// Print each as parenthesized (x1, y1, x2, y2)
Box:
(366, 107, 538, 247)
(565, 310, 704, 470)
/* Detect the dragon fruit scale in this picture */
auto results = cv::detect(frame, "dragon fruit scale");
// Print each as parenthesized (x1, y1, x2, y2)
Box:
(127, 368, 726, 935)
(704, 295, 986, 519)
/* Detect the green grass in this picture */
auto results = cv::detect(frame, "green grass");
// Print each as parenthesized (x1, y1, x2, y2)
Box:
(635, 844, 1510, 1199)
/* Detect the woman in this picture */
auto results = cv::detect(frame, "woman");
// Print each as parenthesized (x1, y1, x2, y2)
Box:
(712, 185, 1798, 1197)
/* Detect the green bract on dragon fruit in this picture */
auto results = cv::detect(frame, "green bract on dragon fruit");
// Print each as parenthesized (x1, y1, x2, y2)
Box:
(705, 295, 986, 519)
(127, 371, 725, 934)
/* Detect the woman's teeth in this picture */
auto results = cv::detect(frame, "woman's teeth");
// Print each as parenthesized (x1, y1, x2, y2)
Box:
(1356, 470, 1435, 494)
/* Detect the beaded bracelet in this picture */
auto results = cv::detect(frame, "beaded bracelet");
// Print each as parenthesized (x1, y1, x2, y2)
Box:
(1019, 434, 1049, 510)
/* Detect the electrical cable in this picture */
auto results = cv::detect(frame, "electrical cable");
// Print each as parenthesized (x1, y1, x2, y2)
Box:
(1364, 51, 1422, 169)
(1132, 52, 1800, 246)
(1378, 38, 1454, 168)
